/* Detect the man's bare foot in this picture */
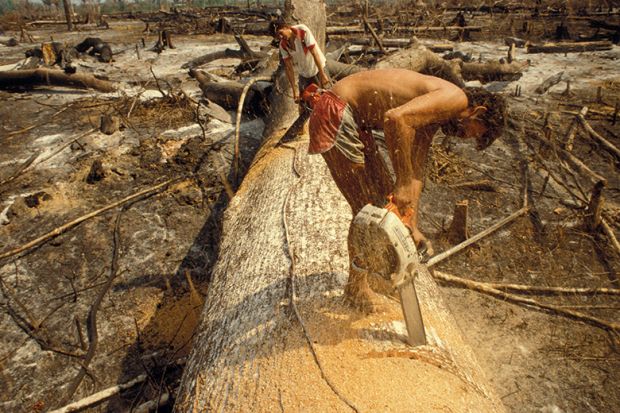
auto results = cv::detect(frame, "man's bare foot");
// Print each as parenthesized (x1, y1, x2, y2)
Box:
(344, 282, 386, 314)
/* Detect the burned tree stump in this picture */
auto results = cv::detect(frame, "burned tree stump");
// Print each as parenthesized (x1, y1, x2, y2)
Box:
(100, 115, 120, 135)
(85, 160, 105, 184)
(447, 200, 470, 244)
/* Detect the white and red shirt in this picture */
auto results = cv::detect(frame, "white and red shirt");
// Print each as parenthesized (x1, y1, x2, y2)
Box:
(279, 24, 326, 78)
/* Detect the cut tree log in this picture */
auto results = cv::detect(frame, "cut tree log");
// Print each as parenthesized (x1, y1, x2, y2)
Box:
(327, 25, 483, 36)
(190, 68, 269, 115)
(376, 40, 527, 85)
(175, 1, 506, 412)
(461, 61, 527, 83)
(182, 35, 268, 69)
(535, 71, 563, 94)
(527, 41, 613, 53)
(0, 69, 116, 92)
(331, 37, 454, 52)
(376, 40, 465, 86)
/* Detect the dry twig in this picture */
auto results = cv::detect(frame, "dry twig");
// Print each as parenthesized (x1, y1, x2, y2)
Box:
(49, 374, 147, 413)
(427, 206, 529, 267)
(0, 177, 185, 262)
(59, 208, 125, 405)
(233, 76, 272, 183)
(433, 271, 620, 334)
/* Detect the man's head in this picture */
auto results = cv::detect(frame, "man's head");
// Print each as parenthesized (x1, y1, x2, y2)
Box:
(269, 19, 293, 42)
(446, 87, 507, 150)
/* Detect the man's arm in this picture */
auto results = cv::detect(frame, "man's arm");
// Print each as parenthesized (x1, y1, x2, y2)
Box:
(283, 57, 298, 102)
(383, 86, 468, 246)
(310, 47, 330, 87)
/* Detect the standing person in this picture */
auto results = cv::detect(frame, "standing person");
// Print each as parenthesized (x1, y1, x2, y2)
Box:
(305, 68, 507, 312)
(270, 20, 331, 111)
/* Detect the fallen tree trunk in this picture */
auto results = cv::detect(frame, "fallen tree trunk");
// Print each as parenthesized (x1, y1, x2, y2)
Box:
(327, 25, 483, 35)
(334, 37, 454, 52)
(182, 35, 267, 69)
(527, 41, 613, 53)
(175, 1, 506, 411)
(535, 71, 563, 94)
(190, 68, 269, 115)
(0, 69, 116, 92)
(376, 40, 527, 84)
(461, 61, 527, 82)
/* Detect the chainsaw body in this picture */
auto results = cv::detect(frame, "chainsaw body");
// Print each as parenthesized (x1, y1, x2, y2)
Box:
(350, 204, 427, 346)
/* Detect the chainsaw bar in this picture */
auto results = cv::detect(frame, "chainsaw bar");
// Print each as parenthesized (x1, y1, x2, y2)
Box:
(350, 204, 427, 346)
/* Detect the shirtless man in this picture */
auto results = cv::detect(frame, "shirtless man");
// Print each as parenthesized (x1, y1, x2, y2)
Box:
(305, 68, 506, 311)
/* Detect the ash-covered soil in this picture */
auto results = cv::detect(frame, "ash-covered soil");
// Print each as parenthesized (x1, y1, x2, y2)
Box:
(0, 13, 619, 413)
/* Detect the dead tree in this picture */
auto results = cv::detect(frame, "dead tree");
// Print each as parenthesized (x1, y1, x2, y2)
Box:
(61, 0, 73, 31)
(175, 1, 506, 411)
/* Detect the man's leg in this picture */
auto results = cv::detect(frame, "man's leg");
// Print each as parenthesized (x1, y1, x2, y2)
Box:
(321, 143, 393, 312)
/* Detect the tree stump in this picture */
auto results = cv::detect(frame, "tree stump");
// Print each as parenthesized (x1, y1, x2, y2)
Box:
(447, 200, 470, 244)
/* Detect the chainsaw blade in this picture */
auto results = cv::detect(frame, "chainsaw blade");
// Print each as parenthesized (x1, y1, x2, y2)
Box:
(397, 278, 426, 346)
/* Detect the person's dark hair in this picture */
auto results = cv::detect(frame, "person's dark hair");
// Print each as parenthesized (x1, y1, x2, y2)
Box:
(268, 18, 289, 37)
(463, 87, 507, 150)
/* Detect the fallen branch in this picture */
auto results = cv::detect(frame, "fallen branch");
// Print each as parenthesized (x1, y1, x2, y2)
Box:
(601, 219, 620, 256)
(427, 206, 529, 267)
(565, 106, 588, 151)
(49, 374, 147, 413)
(233, 76, 272, 184)
(0, 152, 39, 187)
(465, 280, 620, 296)
(0, 177, 185, 262)
(59, 208, 124, 406)
(578, 115, 620, 160)
(362, 15, 385, 54)
(531, 130, 607, 186)
(0, 69, 117, 92)
(461, 61, 527, 83)
(448, 179, 498, 192)
(535, 71, 563, 94)
(433, 271, 620, 334)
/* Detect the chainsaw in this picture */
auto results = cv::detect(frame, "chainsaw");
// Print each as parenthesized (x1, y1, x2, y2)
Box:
(350, 204, 427, 346)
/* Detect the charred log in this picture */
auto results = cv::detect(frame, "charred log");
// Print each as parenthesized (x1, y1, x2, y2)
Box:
(0, 69, 116, 92)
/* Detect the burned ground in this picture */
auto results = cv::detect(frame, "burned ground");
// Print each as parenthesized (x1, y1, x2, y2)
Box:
(1, 2, 619, 412)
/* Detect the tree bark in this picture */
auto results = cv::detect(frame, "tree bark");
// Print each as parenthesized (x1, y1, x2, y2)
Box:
(0, 69, 116, 92)
(175, 1, 506, 411)
(62, 0, 74, 31)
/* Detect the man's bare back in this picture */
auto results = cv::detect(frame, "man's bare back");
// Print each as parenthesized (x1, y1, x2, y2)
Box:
(331, 69, 468, 130)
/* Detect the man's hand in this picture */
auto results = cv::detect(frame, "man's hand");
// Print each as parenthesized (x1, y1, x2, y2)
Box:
(320, 73, 332, 88)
